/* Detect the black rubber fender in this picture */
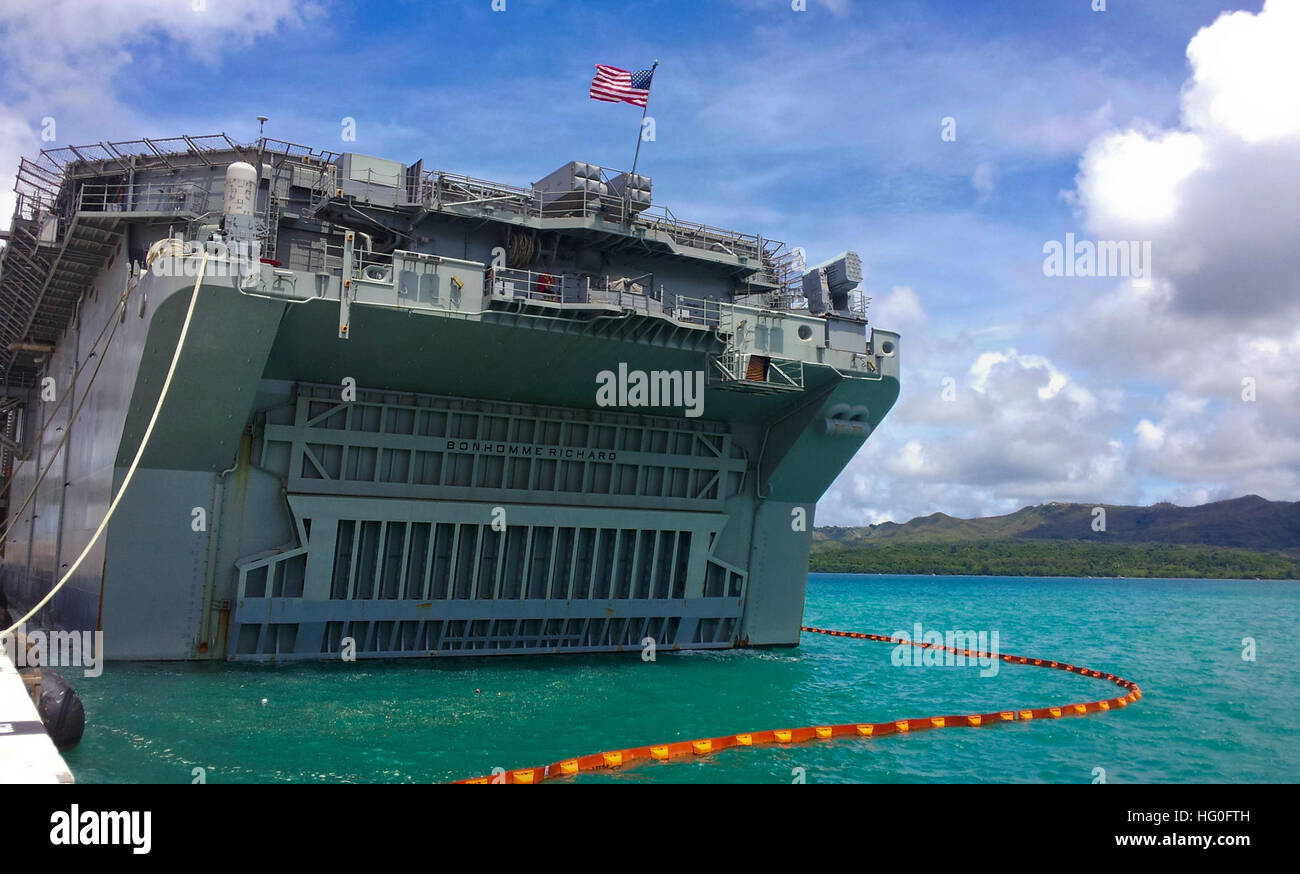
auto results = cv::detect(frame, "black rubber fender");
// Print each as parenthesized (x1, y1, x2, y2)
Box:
(20, 668, 85, 751)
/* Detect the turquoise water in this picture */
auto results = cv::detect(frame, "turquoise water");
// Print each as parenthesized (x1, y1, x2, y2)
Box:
(65, 575, 1300, 783)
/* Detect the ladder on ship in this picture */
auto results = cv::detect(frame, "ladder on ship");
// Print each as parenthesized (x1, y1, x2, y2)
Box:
(0, 396, 21, 538)
(0, 160, 128, 384)
(261, 159, 287, 261)
(769, 245, 806, 310)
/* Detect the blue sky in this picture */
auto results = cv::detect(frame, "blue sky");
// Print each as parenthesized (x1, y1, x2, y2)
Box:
(2, 0, 1298, 525)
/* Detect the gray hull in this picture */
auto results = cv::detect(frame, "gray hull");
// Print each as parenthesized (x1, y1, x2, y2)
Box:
(0, 135, 900, 661)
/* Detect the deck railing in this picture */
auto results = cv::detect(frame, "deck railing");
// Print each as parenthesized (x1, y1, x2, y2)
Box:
(76, 180, 216, 217)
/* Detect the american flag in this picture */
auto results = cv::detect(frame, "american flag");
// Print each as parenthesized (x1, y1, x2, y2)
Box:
(589, 64, 654, 107)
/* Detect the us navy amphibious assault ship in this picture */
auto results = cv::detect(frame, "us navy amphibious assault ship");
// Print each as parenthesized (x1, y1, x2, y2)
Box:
(0, 133, 898, 661)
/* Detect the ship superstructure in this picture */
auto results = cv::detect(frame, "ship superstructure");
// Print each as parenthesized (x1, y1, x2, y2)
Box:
(0, 133, 898, 660)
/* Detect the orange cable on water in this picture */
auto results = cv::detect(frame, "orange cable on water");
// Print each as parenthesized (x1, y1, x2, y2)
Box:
(454, 625, 1143, 784)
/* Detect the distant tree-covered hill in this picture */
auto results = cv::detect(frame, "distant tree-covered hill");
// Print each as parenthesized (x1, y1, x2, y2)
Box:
(811, 496, 1300, 578)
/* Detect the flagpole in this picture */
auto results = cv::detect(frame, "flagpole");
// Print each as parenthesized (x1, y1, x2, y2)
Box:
(626, 58, 655, 187)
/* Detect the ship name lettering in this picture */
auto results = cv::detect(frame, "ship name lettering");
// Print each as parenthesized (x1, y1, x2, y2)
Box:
(446, 440, 616, 462)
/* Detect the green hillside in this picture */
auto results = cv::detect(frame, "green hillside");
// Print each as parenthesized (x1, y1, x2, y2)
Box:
(811, 496, 1300, 579)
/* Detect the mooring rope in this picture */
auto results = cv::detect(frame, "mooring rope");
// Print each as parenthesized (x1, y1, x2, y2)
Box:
(455, 624, 1143, 784)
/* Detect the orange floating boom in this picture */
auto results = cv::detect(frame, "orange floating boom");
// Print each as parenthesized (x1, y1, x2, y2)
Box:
(455, 625, 1142, 785)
